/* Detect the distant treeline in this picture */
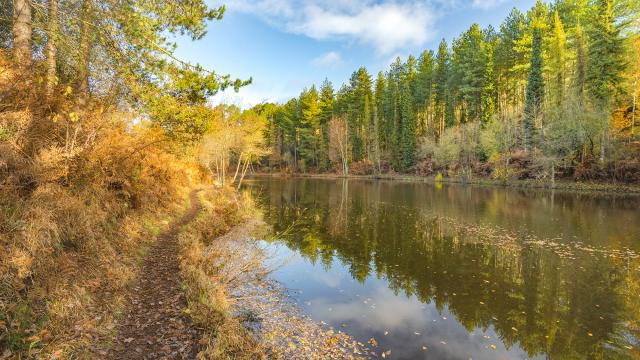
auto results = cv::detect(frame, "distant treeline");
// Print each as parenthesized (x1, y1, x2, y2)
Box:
(253, 0, 640, 183)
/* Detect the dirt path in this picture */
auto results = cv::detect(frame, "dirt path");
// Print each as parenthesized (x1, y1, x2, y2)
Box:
(106, 190, 203, 359)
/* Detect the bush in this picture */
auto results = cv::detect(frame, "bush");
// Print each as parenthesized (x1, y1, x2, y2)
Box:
(0, 53, 200, 357)
(412, 158, 434, 176)
(349, 160, 375, 175)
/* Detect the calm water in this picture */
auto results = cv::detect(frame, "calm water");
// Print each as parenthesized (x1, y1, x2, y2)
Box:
(244, 178, 640, 359)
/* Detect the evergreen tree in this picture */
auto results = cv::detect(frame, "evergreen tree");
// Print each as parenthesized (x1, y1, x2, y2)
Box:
(399, 80, 416, 170)
(586, 0, 625, 104)
(549, 11, 568, 108)
(524, 27, 544, 151)
(586, 0, 626, 162)
(452, 23, 489, 124)
(434, 39, 450, 138)
(386, 58, 403, 167)
(495, 8, 527, 114)
(318, 79, 335, 170)
(299, 86, 321, 170)
(346, 67, 373, 162)
(482, 26, 498, 123)
(415, 50, 434, 136)
(574, 22, 587, 99)
(374, 72, 387, 150)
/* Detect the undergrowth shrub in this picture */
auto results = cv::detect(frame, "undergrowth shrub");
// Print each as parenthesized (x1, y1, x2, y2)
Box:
(0, 52, 201, 357)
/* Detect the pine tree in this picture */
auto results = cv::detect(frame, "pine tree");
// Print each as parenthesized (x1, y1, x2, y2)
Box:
(574, 22, 587, 99)
(374, 72, 386, 150)
(318, 79, 335, 170)
(299, 86, 321, 169)
(415, 50, 434, 136)
(482, 26, 498, 123)
(346, 67, 373, 162)
(452, 23, 489, 124)
(524, 27, 544, 151)
(495, 8, 526, 114)
(399, 80, 416, 170)
(586, 0, 626, 162)
(434, 39, 450, 138)
(371, 92, 382, 174)
(586, 0, 625, 104)
(549, 11, 567, 108)
(385, 58, 403, 167)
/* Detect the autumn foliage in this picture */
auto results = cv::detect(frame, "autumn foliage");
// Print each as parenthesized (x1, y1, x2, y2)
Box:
(0, 51, 203, 357)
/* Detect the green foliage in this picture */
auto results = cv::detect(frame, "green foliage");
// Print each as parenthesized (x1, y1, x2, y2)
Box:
(260, 0, 639, 180)
(399, 81, 416, 170)
(549, 11, 568, 107)
(586, 0, 626, 106)
(481, 113, 522, 159)
(524, 27, 544, 151)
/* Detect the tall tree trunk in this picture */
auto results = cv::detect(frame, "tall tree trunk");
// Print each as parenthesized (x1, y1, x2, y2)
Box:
(632, 82, 637, 140)
(45, 0, 58, 97)
(77, 0, 92, 105)
(13, 0, 32, 69)
(600, 127, 608, 163)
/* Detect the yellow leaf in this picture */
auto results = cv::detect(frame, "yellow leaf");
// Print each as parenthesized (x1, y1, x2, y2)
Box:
(368, 338, 378, 347)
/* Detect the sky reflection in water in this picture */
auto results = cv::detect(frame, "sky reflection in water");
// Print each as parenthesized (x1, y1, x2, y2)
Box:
(246, 178, 640, 359)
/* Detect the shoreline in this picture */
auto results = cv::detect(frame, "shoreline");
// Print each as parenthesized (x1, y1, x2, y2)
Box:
(247, 172, 640, 195)
(177, 189, 369, 359)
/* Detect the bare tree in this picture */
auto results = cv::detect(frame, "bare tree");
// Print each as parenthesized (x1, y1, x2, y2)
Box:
(328, 116, 349, 176)
(200, 106, 268, 187)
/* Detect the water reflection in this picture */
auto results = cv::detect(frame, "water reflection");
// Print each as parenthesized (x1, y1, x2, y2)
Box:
(245, 178, 640, 359)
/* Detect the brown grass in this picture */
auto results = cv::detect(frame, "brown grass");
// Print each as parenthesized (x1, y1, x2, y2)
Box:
(177, 189, 266, 359)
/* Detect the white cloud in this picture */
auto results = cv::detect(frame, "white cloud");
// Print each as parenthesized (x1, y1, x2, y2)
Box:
(227, 0, 438, 54)
(210, 88, 267, 109)
(311, 51, 342, 67)
(471, 0, 508, 9)
(210, 81, 297, 109)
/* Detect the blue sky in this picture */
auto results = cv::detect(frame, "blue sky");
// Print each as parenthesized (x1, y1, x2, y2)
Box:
(174, 0, 537, 108)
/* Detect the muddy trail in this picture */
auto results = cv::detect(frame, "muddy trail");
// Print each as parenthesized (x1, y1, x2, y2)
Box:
(105, 190, 203, 359)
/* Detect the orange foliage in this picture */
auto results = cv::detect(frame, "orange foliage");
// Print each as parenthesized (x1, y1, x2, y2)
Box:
(0, 51, 205, 357)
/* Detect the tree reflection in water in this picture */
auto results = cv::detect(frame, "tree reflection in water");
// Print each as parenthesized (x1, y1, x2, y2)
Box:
(245, 178, 640, 359)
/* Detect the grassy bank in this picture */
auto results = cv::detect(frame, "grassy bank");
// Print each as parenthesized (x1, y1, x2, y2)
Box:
(0, 156, 199, 358)
(249, 172, 640, 195)
(176, 188, 371, 359)
(177, 188, 265, 359)
(0, 51, 207, 357)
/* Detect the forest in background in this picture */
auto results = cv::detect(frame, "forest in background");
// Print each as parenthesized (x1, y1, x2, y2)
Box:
(254, 0, 640, 183)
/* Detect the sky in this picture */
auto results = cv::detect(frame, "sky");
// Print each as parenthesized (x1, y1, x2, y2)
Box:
(174, 0, 538, 108)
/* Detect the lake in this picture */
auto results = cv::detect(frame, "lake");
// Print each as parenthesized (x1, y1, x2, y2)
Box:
(244, 177, 640, 359)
